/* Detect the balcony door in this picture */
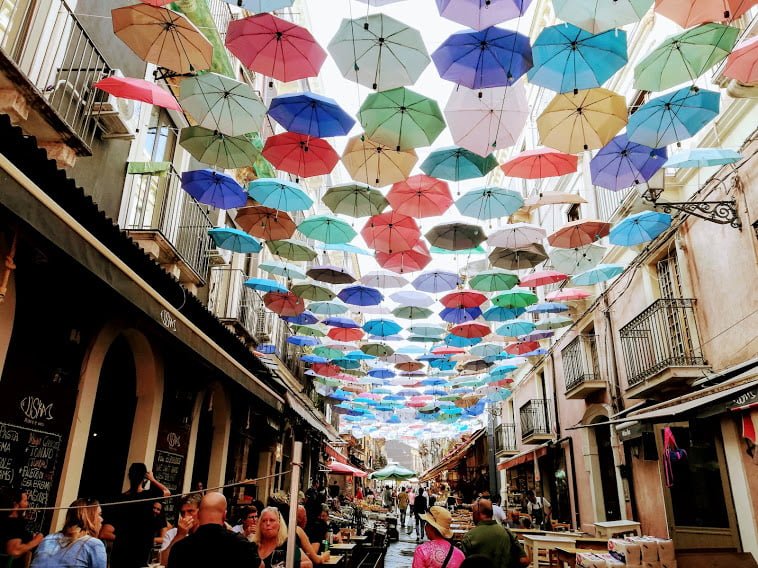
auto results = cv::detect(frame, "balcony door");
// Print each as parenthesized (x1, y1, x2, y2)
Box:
(0, 0, 35, 59)
(657, 254, 698, 365)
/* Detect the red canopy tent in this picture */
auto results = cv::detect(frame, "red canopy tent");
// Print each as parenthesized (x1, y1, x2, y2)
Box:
(327, 460, 367, 477)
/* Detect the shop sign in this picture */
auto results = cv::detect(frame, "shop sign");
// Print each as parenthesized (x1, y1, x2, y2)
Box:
(159, 309, 177, 332)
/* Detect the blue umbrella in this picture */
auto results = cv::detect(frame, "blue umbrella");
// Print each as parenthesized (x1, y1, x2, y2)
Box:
(610, 211, 671, 246)
(430, 359, 457, 371)
(482, 306, 526, 321)
(267, 92, 355, 138)
(664, 148, 742, 169)
(432, 27, 533, 89)
(424, 387, 447, 396)
(208, 227, 262, 253)
(248, 178, 313, 212)
(281, 311, 318, 325)
(243, 277, 288, 293)
(181, 169, 247, 209)
(332, 358, 361, 370)
(590, 134, 667, 191)
(346, 350, 376, 360)
(368, 368, 395, 379)
(418, 353, 444, 361)
(412, 270, 462, 293)
(319, 243, 374, 256)
(490, 364, 518, 377)
(309, 301, 348, 316)
(527, 24, 627, 93)
(363, 319, 403, 337)
(257, 344, 276, 354)
(456, 186, 524, 220)
(322, 317, 360, 328)
(301, 354, 329, 364)
(627, 87, 720, 149)
(338, 285, 384, 306)
(440, 307, 482, 324)
(444, 334, 481, 347)
(526, 302, 569, 314)
(523, 348, 548, 357)
(288, 335, 320, 347)
(570, 263, 624, 285)
(470, 343, 504, 357)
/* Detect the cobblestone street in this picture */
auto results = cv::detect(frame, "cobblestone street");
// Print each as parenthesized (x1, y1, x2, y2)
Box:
(383, 523, 424, 568)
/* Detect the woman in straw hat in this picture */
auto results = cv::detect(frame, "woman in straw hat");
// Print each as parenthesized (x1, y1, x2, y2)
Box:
(412, 506, 465, 568)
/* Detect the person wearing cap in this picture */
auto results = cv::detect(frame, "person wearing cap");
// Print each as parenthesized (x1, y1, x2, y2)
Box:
(412, 506, 466, 568)
(461, 499, 528, 568)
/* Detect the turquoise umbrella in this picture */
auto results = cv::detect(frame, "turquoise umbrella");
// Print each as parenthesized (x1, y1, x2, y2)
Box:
(243, 277, 288, 293)
(482, 306, 526, 321)
(420, 146, 498, 181)
(455, 186, 524, 221)
(570, 263, 624, 285)
(258, 260, 306, 280)
(309, 301, 348, 315)
(248, 178, 313, 212)
(319, 243, 374, 256)
(552, 0, 653, 34)
(298, 215, 357, 244)
(497, 319, 536, 337)
(610, 211, 671, 246)
(208, 227, 261, 253)
(664, 148, 742, 169)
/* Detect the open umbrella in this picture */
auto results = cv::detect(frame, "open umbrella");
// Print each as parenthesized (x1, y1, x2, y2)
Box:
(537, 88, 627, 153)
(307, 265, 356, 285)
(224, 0, 295, 10)
(536, 316, 573, 330)
(259, 260, 306, 280)
(338, 285, 384, 307)
(493, 288, 538, 308)
(524, 192, 588, 208)
(445, 83, 528, 157)
(322, 183, 388, 219)
(359, 87, 446, 151)
(363, 344, 395, 357)
(548, 219, 611, 248)
(435, 0, 533, 30)
(520, 270, 568, 287)
(342, 136, 418, 187)
(408, 324, 446, 337)
(328, 327, 365, 343)
(267, 92, 355, 138)
(487, 223, 546, 249)
(392, 292, 435, 309)
(441, 290, 488, 308)
(570, 263, 624, 285)
(547, 288, 592, 301)
(361, 271, 409, 289)
(287, 335, 320, 347)
(368, 464, 416, 480)
(323, 317, 360, 329)
(654, 0, 757, 28)
(266, 239, 317, 262)
(528, 24, 627, 94)
(387, 175, 453, 218)
(284, 311, 318, 325)
(112, 4, 212, 74)
(440, 307, 482, 324)
(328, 14, 430, 91)
(261, 133, 339, 179)
(723, 36, 758, 85)
(363, 319, 403, 337)
(432, 27, 533, 89)
(179, 127, 259, 169)
(497, 319, 536, 337)
(469, 268, 520, 292)
(94, 76, 180, 111)
(451, 322, 491, 339)
(209, 227, 262, 253)
(377, 242, 433, 274)
(298, 215, 357, 244)
(634, 24, 738, 92)
(550, 243, 607, 274)
(664, 148, 742, 168)
(362, 212, 421, 254)
(263, 291, 305, 316)
(426, 223, 487, 251)
(483, 306, 526, 321)
(420, 146, 498, 181)
(309, 301, 347, 315)
(626, 87, 720, 149)
(553, 0, 653, 34)
(244, 277, 288, 293)
(526, 302, 569, 314)
(505, 340, 541, 355)
(181, 169, 247, 209)
(456, 187, 524, 221)
(226, 13, 326, 82)
(392, 306, 434, 320)
(500, 147, 578, 179)
(489, 244, 548, 270)
(590, 134, 667, 191)
(179, 73, 265, 136)
(236, 206, 296, 241)
(610, 211, 672, 246)
(412, 271, 462, 294)
(248, 178, 313, 212)
(290, 283, 335, 301)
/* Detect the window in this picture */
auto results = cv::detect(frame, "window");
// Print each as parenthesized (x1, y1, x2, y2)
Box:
(143, 106, 176, 162)
(629, 90, 650, 116)
(657, 253, 683, 299)
(0, 0, 34, 58)
(567, 203, 581, 223)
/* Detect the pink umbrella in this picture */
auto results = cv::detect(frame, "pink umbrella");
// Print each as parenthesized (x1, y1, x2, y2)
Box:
(432, 346, 465, 355)
(500, 148, 578, 179)
(361, 212, 421, 254)
(723, 36, 758, 85)
(547, 219, 610, 249)
(94, 76, 181, 111)
(654, 0, 758, 28)
(520, 270, 569, 288)
(376, 241, 432, 274)
(387, 175, 453, 218)
(546, 288, 592, 301)
(226, 13, 326, 83)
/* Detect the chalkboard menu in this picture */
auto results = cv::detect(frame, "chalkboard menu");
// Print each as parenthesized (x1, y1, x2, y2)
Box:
(154, 450, 184, 497)
(0, 421, 62, 532)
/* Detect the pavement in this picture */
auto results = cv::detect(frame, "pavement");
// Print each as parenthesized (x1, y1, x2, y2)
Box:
(384, 522, 425, 568)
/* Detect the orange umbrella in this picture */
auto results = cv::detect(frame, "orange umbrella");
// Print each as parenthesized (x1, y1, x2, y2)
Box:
(328, 327, 365, 342)
(386, 175, 453, 218)
(547, 219, 610, 249)
(236, 206, 296, 241)
(500, 148, 578, 179)
(396, 361, 424, 372)
(654, 0, 757, 28)
(723, 36, 758, 85)
(263, 291, 305, 316)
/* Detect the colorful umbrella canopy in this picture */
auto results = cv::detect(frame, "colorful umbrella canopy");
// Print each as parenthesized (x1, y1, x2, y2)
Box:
(290, 283, 335, 301)
(432, 27, 533, 89)
(420, 146, 498, 181)
(248, 178, 313, 212)
(361, 212, 421, 254)
(244, 277, 288, 293)
(505, 340, 541, 355)
(179, 73, 265, 136)
(654, 0, 757, 28)
(426, 222, 487, 251)
(328, 327, 365, 342)
(323, 317, 360, 329)
(236, 206, 296, 241)
(368, 464, 416, 480)
(488, 244, 548, 270)
(469, 268, 520, 292)
(261, 133, 339, 179)
(226, 13, 326, 82)
(520, 270, 569, 288)
(451, 322, 491, 339)
(441, 290, 488, 308)
(500, 147, 578, 179)
(610, 211, 672, 246)
(626, 87, 720, 149)
(259, 260, 306, 280)
(386, 175, 453, 218)
(180, 169, 247, 209)
(179, 127, 259, 169)
(444, 83, 528, 157)
(526, 302, 569, 314)
(723, 36, 758, 84)
(263, 291, 305, 316)
(112, 4, 212, 74)
(288, 335, 320, 347)
(363, 319, 403, 337)
(547, 287, 592, 301)
(634, 24, 738, 92)
(535, 316, 573, 330)
(570, 263, 624, 285)
(359, 87, 446, 151)
(412, 271, 462, 294)
(321, 183, 388, 221)
(492, 288, 538, 308)
(435, 0, 533, 30)
(94, 76, 180, 111)
(664, 148, 742, 168)
(376, 242, 433, 274)
(590, 134, 667, 191)
(524, 191, 588, 208)
(328, 14, 430, 91)
(360, 271, 409, 289)
(528, 24, 627, 93)
(298, 215, 357, 244)
(338, 285, 384, 306)
(362, 344, 395, 357)
(208, 227, 262, 254)
(552, 0, 653, 34)
(266, 239, 317, 262)
(455, 186, 524, 220)
(267, 92, 355, 138)
(549, 243, 607, 274)
(285, 311, 318, 325)
(548, 219, 611, 248)
(537, 88, 627, 153)
(487, 223, 546, 249)
(342, 136, 418, 187)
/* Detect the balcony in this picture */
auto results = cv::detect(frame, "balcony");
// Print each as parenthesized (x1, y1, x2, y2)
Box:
(494, 423, 518, 456)
(562, 335, 606, 399)
(620, 298, 709, 399)
(122, 165, 213, 290)
(207, 267, 261, 344)
(519, 399, 554, 444)
(0, 0, 111, 164)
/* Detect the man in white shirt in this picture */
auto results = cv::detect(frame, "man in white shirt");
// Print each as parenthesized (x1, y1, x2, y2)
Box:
(492, 495, 507, 524)
(525, 490, 551, 529)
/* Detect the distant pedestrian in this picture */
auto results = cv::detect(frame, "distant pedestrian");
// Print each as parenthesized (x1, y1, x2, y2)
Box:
(412, 506, 465, 568)
(31, 498, 106, 568)
(397, 487, 410, 528)
(461, 499, 528, 568)
(413, 488, 428, 543)
(382, 486, 394, 511)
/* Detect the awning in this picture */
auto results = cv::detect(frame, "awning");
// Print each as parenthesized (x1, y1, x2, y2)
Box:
(497, 443, 549, 471)
(285, 392, 341, 443)
(327, 460, 367, 477)
(325, 444, 349, 465)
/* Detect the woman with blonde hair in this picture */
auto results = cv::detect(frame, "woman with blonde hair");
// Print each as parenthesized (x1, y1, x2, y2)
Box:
(31, 498, 106, 568)
(253, 507, 308, 568)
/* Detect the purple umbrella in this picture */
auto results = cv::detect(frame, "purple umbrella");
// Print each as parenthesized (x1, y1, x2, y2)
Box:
(440, 307, 482, 324)
(523, 330, 554, 341)
(181, 169, 247, 209)
(412, 270, 462, 293)
(322, 317, 360, 328)
(432, 27, 533, 89)
(436, 0, 533, 31)
(338, 285, 384, 306)
(590, 134, 667, 192)
(281, 311, 318, 325)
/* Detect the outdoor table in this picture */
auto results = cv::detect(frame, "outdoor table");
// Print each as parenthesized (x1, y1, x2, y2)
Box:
(593, 520, 641, 539)
(522, 534, 577, 568)
(451, 529, 467, 541)
(330, 543, 357, 565)
(348, 535, 368, 543)
(323, 554, 344, 566)
(551, 545, 608, 568)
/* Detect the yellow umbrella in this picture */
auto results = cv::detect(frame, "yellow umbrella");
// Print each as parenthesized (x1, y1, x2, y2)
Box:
(341, 135, 418, 188)
(537, 88, 627, 154)
(112, 3, 213, 75)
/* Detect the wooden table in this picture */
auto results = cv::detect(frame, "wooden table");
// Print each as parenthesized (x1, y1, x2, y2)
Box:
(552, 546, 608, 568)
(348, 535, 368, 543)
(323, 554, 344, 566)
(522, 534, 577, 568)
(593, 521, 641, 539)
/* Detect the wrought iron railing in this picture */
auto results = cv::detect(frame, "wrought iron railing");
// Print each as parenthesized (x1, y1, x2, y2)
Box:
(208, 267, 258, 339)
(562, 334, 602, 392)
(0, 0, 111, 151)
(619, 298, 705, 387)
(596, 186, 634, 223)
(122, 165, 213, 283)
(519, 399, 553, 439)
(494, 423, 517, 453)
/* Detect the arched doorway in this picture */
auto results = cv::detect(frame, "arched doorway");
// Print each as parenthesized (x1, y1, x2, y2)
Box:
(592, 416, 621, 521)
(191, 391, 214, 491)
(187, 384, 230, 493)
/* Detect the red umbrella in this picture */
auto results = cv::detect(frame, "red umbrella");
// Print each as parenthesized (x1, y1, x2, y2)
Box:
(450, 322, 491, 338)
(376, 241, 432, 274)
(328, 327, 365, 342)
(312, 362, 342, 377)
(226, 13, 326, 83)
(361, 211, 421, 254)
(505, 340, 540, 355)
(520, 270, 569, 288)
(432, 346, 465, 355)
(236, 206, 297, 241)
(440, 291, 488, 309)
(94, 76, 181, 111)
(386, 175, 453, 218)
(263, 291, 304, 316)
(547, 219, 610, 249)
(546, 288, 592, 301)
(500, 148, 578, 179)
(262, 132, 339, 179)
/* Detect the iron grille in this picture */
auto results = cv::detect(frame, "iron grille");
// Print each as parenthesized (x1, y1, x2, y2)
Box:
(519, 399, 553, 439)
(562, 334, 601, 392)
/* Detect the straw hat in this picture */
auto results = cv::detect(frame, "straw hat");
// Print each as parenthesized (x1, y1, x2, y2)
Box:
(419, 506, 453, 539)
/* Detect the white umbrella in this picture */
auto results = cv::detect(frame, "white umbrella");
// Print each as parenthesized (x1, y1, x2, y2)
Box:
(488, 222, 547, 249)
(360, 270, 410, 289)
(550, 243, 607, 275)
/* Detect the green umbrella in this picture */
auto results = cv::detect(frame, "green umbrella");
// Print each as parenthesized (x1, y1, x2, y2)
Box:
(430, 245, 486, 255)
(359, 87, 446, 151)
(392, 306, 434, 320)
(266, 239, 318, 262)
(360, 343, 394, 357)
(322, 183, 389, 218)
(407, 325, 446, 337)
(258, 260, 306, 280)
(408, 335, 440, 343)
(292, 324, 327, 337)
(420, 146, 498, 181)
(298, 215, 357, 244)
(492, 288, 538, 308)
(469, 268, 520, 292)
(536, 316, 573, 330)
(314, 376, 341, 387)
(313, 346, 344, 359)
(634, 24, 739, 92)
(290, 283, 336, 301)
(368, 464, 416, 480)
(179, 126, 259, 169)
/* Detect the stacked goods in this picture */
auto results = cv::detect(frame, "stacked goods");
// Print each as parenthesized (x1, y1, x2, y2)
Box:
(578, 536, 675, 568)
(577, 553, 625, 568)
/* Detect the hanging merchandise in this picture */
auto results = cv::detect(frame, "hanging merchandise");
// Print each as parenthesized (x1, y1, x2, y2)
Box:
(662, 427, 687, 488)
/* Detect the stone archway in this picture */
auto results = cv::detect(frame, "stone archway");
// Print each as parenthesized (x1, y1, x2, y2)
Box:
(580, 404, 613, 523)
(185, 382, 231, 493)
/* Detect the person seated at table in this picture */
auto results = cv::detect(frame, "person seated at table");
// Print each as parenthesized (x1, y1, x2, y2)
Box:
(520, 517, 533, 529)
(461, 499, 529, 568)
(412, 506, 465, 568)
(306, 507, 341, 553)
(253, 507, 310, 568)
(231, 506, 258, 542)
(296, 505, 329, 564)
